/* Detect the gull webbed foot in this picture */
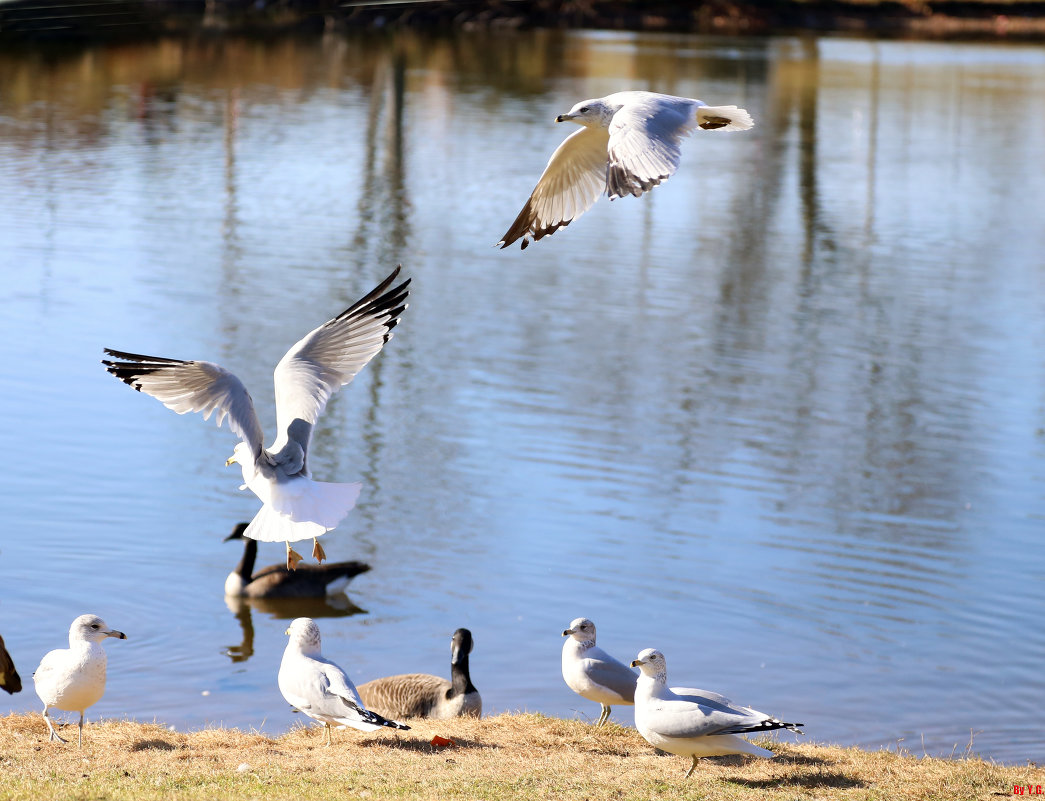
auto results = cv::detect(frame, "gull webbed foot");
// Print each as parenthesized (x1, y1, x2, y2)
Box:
(312, 538, 326, 563)
(286, 543, 304, 571)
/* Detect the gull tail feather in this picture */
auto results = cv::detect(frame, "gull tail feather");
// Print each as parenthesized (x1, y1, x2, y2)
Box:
(244, 480, 362, 543)
(696, 104, 754, 132)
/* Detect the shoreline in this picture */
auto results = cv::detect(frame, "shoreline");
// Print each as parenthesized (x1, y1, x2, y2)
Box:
(1, 712, 1041, 800)
(4, 0, 1045, 43)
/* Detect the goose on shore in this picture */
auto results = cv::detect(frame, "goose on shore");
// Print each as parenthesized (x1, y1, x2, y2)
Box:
(357, 628, 480, 720)
(630, 648, 803, 777)
(278, 617, 409, 745)
(223, 522, 370, 599)
(33, 614, 127, 748)
(0, 634, 21, 694)
(561, 617, 637, 726)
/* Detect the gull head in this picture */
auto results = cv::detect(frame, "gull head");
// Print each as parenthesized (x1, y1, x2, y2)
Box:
(225, 441, 254, 467)
(631, 648, 667, 681)
(226, 442, 256, 487)
(556, 99, 614, 128)
(284, 617, 322, 654)
(450, 628, 474, 665)
(562, 617, 596, 643)
(70, 614, 127, 645)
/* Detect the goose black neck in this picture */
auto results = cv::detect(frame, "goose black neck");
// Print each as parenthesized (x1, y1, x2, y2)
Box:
(235, 537, 258, 580)
(450, 649, 476, 697)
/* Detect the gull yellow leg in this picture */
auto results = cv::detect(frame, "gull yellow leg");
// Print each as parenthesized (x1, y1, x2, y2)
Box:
(684, 755, 699, 778)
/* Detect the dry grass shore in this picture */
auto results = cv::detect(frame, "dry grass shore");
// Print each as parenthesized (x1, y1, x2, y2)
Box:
(0, 712, 1040, 801)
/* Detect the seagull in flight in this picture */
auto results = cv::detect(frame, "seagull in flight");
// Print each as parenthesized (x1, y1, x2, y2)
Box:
(103, 267, 410, 569)
(498, 91, 754, 249)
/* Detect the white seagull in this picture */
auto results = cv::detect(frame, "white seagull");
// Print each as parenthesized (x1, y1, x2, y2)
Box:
(33, 614, 127, 748)
(630, 648, 803, 777)
(103, 267, 410, 569)
(498, 90, 754, 249)
(561, 617, 637, 726)
(278, 617, 409, 745)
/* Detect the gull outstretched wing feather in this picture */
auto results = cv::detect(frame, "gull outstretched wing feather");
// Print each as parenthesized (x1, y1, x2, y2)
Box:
(102, 349, 265, 459)
(272, 267, 410, 462)
(498, 125, 610, 249)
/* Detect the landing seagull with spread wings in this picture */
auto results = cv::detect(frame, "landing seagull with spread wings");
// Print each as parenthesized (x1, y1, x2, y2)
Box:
(103, 267, 409, 569)
(498, 91, 754, 249)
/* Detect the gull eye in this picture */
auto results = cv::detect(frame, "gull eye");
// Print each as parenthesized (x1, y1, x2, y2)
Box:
(580, 106, 590, 113)
(91, 624, 100, 629)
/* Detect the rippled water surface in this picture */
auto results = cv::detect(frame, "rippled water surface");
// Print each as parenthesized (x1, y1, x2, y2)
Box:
(1, 30, 1043, 764)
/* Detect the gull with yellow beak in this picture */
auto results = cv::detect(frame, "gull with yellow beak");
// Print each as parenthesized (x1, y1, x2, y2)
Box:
(103, 267, 409, 569)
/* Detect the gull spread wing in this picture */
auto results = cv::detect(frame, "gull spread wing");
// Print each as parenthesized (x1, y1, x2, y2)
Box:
(605, 93, 698, 200)
(271, 266, 410, 466)
(606, 93, 754, 200)
(102, 350, 265, 459)
(498, 125, 610, 249)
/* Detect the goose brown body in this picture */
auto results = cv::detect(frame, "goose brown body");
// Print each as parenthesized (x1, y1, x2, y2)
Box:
(357, 628, 480, 720)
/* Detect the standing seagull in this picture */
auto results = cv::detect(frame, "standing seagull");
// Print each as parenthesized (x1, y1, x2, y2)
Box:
(357, 628, 481, 720)
(630, 648, 803, 777)
(498, 91, 754, 249)
(103, 267, 410, 569)
(0, 634, 21, 694)
(33, 614, 127, 747)
(561, 617, 637, 726)
(278, 617, 409, 746)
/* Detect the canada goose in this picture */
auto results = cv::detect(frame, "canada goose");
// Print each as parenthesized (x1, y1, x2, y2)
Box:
(33, 614, 127, 747)
(561, 617, 637, 726)
(0, 634, 21, 694)
(357, 628, 480, 720)
(631, 648, 803, 777)
(103, 267, 409, 569)
(224, 522, 370, 599)
(278, 617, 409, 745)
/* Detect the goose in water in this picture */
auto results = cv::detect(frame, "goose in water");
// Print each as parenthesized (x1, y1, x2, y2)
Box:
(103, 267, 409, 569)
(278, 617, 409, 745)
(357, 628, 480, 720)
(223, 522, 370, 599)
(561, 617, 637, 726)
(33, 614, 127, 747)
(0, 634, 21, 694)
(630, 648, 803, 777)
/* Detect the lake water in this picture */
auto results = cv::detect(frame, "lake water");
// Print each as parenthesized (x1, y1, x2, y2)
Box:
(1, 29, 1043, 765)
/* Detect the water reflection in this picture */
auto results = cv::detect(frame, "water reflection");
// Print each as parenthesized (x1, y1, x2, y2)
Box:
(222, 595, 367, 664)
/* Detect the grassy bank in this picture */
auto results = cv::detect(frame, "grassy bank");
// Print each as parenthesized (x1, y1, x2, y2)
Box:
(0, 712, 1039, 800)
